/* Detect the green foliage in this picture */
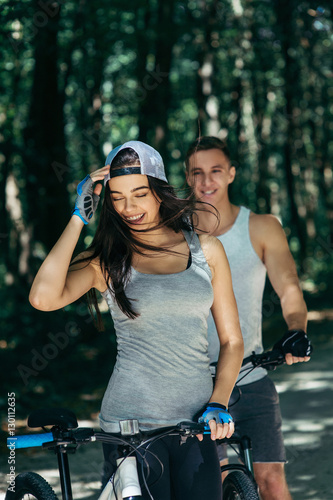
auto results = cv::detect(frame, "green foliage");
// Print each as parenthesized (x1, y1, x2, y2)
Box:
(0, 284, 116, 419)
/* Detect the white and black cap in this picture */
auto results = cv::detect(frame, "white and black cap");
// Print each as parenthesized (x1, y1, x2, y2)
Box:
(104, 140, 167, 185)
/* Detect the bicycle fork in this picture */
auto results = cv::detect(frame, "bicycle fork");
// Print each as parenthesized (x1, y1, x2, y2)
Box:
(220, 434, 255, 480)
(240, 435, 255, 478)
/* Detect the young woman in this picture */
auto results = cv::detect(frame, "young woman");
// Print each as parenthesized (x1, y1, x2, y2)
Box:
(29, 141, 243, 500)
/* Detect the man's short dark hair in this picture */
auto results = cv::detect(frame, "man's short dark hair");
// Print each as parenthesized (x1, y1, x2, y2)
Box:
(185, 136, 231, 172)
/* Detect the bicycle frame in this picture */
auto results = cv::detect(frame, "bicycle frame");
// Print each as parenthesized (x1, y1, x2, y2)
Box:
(99, 456, 142, 500)
(51, 435, 144, 500)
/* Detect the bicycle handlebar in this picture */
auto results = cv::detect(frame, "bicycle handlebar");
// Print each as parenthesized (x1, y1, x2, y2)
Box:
(7, 421, 207, 451)
(94, 420, 208, 445)
(242, 349, 285, 370)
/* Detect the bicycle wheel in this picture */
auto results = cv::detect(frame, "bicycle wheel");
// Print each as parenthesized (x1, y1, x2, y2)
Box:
(223, 471, 259, 500)
(5, 472, 58, 500)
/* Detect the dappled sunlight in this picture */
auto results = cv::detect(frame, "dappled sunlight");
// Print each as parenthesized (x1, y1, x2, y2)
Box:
(284, 433, 320, 448)
(0, 443, 104, 499)
(282, 415, 333, 451)
(282, 412, 333, 498)
(0, 466, 102, 500)
(271, 342, 333, 498)
(77, 418, 100, 427)
(71, 480, 101, 499)
(308, 309, 333, 321)
(275, 370, 333, 393)
(283, 419, 327, 433)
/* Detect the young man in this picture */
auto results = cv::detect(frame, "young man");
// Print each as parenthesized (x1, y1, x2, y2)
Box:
(185, 136, 312, 500)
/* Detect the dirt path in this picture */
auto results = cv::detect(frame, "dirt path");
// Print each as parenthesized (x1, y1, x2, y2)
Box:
(272, 339, 333, 499)
(1, 339, 332, 499)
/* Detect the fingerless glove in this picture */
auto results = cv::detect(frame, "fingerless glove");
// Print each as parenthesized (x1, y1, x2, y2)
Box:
(273, 329, 312, 357)
(72, 175, 100, 224)
(198, 402, 233, 427)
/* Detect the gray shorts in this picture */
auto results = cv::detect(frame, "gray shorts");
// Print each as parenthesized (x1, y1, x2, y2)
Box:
(218, 376, 286, 463)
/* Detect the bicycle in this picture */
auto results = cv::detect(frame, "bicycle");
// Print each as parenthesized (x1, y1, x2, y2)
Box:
(5, 349, 284, 500)
(5, 410, 223, 500)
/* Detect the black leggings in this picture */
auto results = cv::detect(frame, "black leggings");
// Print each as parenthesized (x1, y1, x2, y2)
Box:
(102, 434, 222, 500)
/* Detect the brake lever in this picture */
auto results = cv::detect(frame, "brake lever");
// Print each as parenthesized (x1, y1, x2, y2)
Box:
(250, 350, 285, 370)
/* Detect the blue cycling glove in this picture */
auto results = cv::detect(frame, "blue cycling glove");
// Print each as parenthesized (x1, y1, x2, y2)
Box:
(198, 402, 233, 429)
(273, 329, 312, 357)
(72, 175, 100, 224)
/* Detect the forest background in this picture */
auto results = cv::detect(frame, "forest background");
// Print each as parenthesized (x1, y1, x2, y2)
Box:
(0, 0, 332, 433)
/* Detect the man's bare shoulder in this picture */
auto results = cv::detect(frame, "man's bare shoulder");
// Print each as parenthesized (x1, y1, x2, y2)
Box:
(248, 212, 290, 259)
(249, 212, 284, 236)
(249, 211, 281, 225)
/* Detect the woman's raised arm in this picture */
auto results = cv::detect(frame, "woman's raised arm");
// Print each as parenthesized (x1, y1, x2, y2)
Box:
(29, 166, 109, 311)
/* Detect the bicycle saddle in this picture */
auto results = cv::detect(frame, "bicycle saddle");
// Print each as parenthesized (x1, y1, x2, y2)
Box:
(28, 408, 78, 429)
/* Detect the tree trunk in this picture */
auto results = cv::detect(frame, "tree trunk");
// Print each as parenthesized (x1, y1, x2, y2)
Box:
(275, 0, 307, 263)
(136, 0, 176, 172)
(23, 0, 69, 254)
(195, 0, 220, 137)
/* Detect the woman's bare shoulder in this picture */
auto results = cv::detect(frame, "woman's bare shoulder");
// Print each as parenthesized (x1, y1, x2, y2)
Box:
(198, 233, 224, 254)
(198, 234, 228, 277)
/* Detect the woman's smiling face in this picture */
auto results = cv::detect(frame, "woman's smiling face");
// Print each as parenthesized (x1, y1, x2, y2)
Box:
(108, 174, 161, 230)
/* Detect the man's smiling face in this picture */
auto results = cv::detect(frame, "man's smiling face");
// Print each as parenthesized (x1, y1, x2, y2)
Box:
(186, 149, 236, 205)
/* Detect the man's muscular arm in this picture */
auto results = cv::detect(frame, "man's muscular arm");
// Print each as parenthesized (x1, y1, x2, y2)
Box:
(250, 214, 309, 365)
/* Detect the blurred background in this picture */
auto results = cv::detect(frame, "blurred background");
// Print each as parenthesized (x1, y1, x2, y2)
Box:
(1, 0, 332, 431)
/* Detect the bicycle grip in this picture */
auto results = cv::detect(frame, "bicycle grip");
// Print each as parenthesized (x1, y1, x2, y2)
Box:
(7, 432, 54, 449)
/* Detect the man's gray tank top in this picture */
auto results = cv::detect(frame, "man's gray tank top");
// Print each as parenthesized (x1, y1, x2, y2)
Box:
(100, 230, 214, 432)
(207, 206, 267, 386)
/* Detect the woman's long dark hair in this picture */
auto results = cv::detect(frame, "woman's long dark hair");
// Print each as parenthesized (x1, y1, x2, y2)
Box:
(73, 148, 217, 328)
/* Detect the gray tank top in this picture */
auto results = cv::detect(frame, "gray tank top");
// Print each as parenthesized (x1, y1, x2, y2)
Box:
(207, 207, 267, 385)
(100, 230, 214, 432)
